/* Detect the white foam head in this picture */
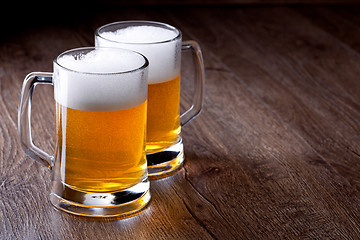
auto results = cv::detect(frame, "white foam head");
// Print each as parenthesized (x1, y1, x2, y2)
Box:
(96, 23, 182, 84)
(53, 48, 148, 112)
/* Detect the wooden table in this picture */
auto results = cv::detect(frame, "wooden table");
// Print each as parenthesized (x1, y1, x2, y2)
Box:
(1, 5, 360, 239)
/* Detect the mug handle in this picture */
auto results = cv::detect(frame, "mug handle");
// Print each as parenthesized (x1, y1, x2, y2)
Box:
(180, 40, 205, 127)
(18, 72, 54, 169)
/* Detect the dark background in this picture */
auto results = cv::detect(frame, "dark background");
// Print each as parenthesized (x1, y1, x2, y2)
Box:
(1, 1, 360, 239)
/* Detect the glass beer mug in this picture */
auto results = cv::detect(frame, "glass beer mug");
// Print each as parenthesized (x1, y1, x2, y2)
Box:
(18, 47, 151, 217)
(95, 21, 205, 178)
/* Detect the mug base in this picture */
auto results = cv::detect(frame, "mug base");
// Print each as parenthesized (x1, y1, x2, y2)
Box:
(146, 137, 184, 179)
(50, 178, 151, 218)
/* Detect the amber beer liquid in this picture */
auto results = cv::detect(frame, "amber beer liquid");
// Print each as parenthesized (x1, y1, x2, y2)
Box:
(55, 101, 147, 193)
(18, 47, 151, 217)
(52, 48, 149, 193)
(94, 21, 203, 178)
(147, 75, 181, 152)
(95, 24, 182, 154)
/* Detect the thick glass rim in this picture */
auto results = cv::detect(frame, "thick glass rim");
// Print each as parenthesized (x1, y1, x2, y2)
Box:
(95, 20, 182, 45)
(53, 47, 149, 75)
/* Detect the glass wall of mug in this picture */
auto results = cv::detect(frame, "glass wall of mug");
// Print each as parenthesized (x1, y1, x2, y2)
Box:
(95, 21, 205, 178)
(18, 47, 151, 217)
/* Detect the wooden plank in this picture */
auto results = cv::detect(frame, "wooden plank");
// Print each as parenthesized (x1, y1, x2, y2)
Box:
(168, 5, 360, 182)
(1, 5, 360, 239)
(165, 5, 360, 238)
(296, 6, 360, 54)
(0, 8, 232, 240)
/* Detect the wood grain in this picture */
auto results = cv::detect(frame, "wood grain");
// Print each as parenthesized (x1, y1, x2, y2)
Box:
(1, 5, 360, 240)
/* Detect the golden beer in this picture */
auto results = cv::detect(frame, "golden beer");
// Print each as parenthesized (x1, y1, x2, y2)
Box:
(146, 75, 181, 152)
(95, 22, 205, 178)
(95, 23, 181, 155)
(18, 47, 151, 217)
(54, 100, 147, 193)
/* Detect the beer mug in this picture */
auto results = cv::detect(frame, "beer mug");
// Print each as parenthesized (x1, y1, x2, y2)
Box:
(18, 47, 151, 217)
(95, 21, 205, 178)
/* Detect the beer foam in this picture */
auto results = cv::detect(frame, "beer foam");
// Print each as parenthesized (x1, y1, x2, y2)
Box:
(96, 25, 181, 84)
(57, 48, 145, 73)
(54, 48, 148, 112)
(100, 26, 178, 44)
